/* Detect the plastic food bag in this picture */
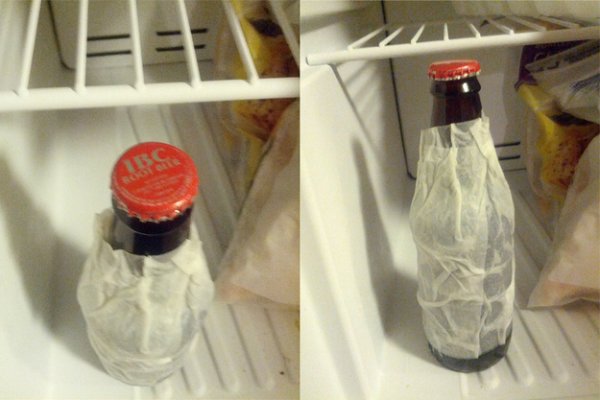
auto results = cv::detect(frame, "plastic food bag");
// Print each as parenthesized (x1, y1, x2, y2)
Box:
(216, 100, 299, 308)
(526, 40, 600, 124)
(410, 117, 515, 359)
(515, 42, 599, 226)
(517, 84, 598, 207)
(528, 135, 600, 307)
(78, 210, 214, 386)
(214, 0, 298, 204)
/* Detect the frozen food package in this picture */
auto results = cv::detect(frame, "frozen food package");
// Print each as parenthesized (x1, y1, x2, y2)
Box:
(517, 84, 559, 217)
(214, 0, 299, 204)
(77, 210, 214, 386)
(410, 117, 515, 359)
(526, 40, 600, 124)
(528, 135, 600, 308)
(216, 100, 299, 308)
(516, 42, 598, 222)
(517, 84, 598, 207)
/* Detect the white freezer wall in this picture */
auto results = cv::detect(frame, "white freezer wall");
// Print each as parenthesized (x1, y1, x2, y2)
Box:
(301, 2, 414, 398)
(0, 1, 148, 395)
(0, 108, 158, 398)
(0, 111, 65, 398)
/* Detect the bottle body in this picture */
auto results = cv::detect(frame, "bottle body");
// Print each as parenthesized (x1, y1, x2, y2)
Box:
(79, 210, 213, 386)
(411, 61, 515, 372)
(428, 328, 512, 372)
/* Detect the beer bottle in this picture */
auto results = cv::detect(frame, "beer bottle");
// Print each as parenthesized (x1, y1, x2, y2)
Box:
(411, 60, 515, 373)
(78, 141, 213, 386)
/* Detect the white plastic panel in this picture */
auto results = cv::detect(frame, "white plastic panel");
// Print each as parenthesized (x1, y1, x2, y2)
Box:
(393, 46, 528, 177)
(452, 0, 600, 22)
(0, 111, 63, 399)
(0, 0, 299, 111)
(300, 10, 411, 393)
(50, 0, 221, 70)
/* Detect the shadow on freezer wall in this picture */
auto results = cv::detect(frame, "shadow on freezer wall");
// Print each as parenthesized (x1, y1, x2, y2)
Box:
(332, 54, 431, 362)
(353, 142, 436, 366)
(0, 155, 102, 373)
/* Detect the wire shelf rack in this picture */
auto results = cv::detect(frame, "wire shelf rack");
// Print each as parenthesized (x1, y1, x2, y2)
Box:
(306, 15, 600, 65)
(0, 0, 299, 112)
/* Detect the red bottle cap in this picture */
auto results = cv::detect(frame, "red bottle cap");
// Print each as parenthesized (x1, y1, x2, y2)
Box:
(111, 142, 199, 221)
(428, 60, 481, 81)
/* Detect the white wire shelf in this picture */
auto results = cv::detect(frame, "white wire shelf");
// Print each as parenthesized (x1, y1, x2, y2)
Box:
(305, 15, 600, 65)
(0, 79, 299, 112)
(0, 0, 299, 112)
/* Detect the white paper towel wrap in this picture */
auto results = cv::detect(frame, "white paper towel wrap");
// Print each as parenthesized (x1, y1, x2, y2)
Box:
(410, 117, 515, 359)
(77, 210, 214, 385)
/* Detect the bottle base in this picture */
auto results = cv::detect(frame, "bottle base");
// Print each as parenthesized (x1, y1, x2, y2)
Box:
(428, 331, 512, 373)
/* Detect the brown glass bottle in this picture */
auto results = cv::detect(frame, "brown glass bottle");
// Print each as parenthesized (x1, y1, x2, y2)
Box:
(110, 200, 192, 256)
(109, 142, 199, 256)
(430, 75, 481, 126)
(426, 60, 512, 373)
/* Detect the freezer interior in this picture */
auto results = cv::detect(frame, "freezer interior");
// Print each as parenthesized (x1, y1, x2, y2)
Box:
(300, 1, 599, 399)
(0, 0, 299, 399)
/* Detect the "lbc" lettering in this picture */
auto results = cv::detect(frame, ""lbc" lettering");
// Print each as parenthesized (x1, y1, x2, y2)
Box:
(123, 148, 167, 173)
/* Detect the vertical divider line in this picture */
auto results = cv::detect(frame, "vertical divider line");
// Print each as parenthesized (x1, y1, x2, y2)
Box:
(268, 0, 299, 67)
(127, 0, 145, 90)
(176, 0, 201, 87)
(466, 20, 481, 38)
(548, 312, 593, 376)
(515, 309, 557, 380)
(347, 25, 388, 50)
(584, 307, 600, 333)
(535, 15, 580, 29)
(378, 0, 413, 180)
(221, 0, 259, 84)
(75, 0, 89, 93)
(265, 310, 294, 380)
(379, 26, 404, 47)
(18, 0, 42, 96)
(410, 23, 426, 44)
(487, 17, 515, 35)
(228, 306, 262, 387)
(503, 330, 534, 386)
(506, 15, 547, 32)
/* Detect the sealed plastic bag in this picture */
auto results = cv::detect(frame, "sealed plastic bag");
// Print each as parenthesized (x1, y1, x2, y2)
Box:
(410, 117, 515, 360)
(528, 135, 600, 307)
(526, 40, 600, 124)
(517, 84, 598, 206)
(214, 0, 298, 204)
(78, 210, 214, 386)
(515, 42, 599, 225)
(216, 101, 299, 308)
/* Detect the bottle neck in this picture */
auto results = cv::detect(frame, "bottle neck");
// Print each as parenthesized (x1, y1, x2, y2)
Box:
(110, 198, 192, 256)
(430, 76, 482, 127)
